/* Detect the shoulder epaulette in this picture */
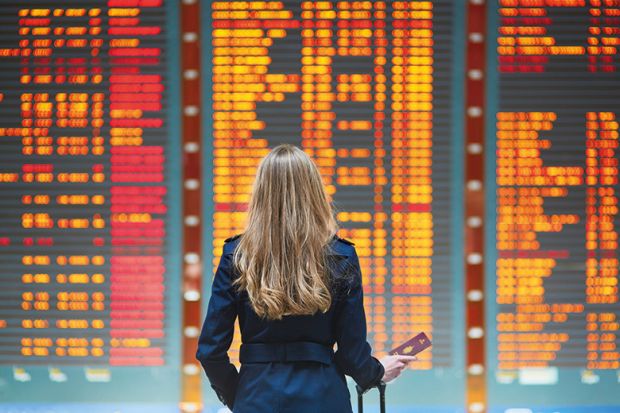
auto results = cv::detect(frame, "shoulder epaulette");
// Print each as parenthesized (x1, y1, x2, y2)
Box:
(224, 234, 242, 243)
(338, 237, 355, 246)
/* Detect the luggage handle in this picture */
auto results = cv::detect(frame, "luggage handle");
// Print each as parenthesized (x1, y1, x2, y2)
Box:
(355, 381, 386, 413)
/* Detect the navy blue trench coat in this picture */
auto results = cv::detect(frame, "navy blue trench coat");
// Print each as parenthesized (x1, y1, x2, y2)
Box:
(196, 234, 384, 413)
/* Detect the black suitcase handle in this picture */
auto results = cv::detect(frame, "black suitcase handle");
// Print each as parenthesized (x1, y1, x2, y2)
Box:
(356, 381, 386, 413)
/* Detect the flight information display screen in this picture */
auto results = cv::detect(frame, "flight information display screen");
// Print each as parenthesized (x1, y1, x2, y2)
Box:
(0, 1, 181, 411)
(204, 1, 465, 410)
(487, 1, 620, 412)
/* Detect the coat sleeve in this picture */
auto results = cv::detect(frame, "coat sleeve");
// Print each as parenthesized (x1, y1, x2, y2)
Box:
(333, 246, 385, 392)
(196, 248, 239, 409)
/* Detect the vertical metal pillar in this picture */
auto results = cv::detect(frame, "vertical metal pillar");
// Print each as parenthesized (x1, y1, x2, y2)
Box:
(464, 1, 488, 413)
(180, 0, 204, 412)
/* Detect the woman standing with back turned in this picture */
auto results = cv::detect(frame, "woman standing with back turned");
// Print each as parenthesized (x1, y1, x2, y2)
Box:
(196, 144, 415, 412)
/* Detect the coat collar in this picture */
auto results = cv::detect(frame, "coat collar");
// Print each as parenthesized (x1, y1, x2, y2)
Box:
(326, 235, 351, 258)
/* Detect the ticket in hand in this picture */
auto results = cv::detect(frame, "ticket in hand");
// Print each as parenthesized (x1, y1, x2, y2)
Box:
(388, 332, 432, 357)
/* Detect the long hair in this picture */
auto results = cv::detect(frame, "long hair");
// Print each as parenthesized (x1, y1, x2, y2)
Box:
(231, 144, 339, 320)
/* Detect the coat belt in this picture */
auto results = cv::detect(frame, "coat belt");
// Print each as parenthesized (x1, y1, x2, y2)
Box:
(239, 341, 334, 365)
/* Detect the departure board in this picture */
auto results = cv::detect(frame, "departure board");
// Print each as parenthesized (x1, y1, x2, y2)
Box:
(487, 1, 620, 411)
(7, 1, 619, 412)
(204, 1, 465, 409)
(0, 1, 181, 409)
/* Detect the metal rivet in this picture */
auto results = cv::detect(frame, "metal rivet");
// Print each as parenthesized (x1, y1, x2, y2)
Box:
(468, 69, 483, 80)
(183, 290, 201, 301)
(180, 402, 200, 413)
(467, 143, 483, 154)
(184, 142, 200, 153)
(184, 69, 199, 80)
(185, 179, 200, 190)
(467, 216, 483, 228)
(184, 326, 200, 338)
(467, 180, 482, 191)
(469, 402, 485, 413)
(468, 327, 484, 339)
(184, 252, 200, 264)
(467, 290, 484, 302)
(467, 106, 482, 117)
(183, 32, 198, 42)
(184, 215, 200, 226)
(468, 364, 484, 375)
(467, 253, 483, 265)
(183, 364, 200, 375)
(469, 33, 484, 43)
(184, 106, 199, 116)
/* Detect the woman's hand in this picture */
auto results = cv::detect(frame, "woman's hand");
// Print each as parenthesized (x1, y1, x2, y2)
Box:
(379, 354, 417, 383)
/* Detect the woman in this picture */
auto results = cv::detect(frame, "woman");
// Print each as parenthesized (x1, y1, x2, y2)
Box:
(196, 144, 415, 412)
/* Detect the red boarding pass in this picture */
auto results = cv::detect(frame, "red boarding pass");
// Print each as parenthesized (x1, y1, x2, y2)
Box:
(388, 332, 432, 357)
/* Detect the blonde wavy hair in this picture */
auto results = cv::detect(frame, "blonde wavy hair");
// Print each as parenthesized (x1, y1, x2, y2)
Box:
(232, 144, 339, 320)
